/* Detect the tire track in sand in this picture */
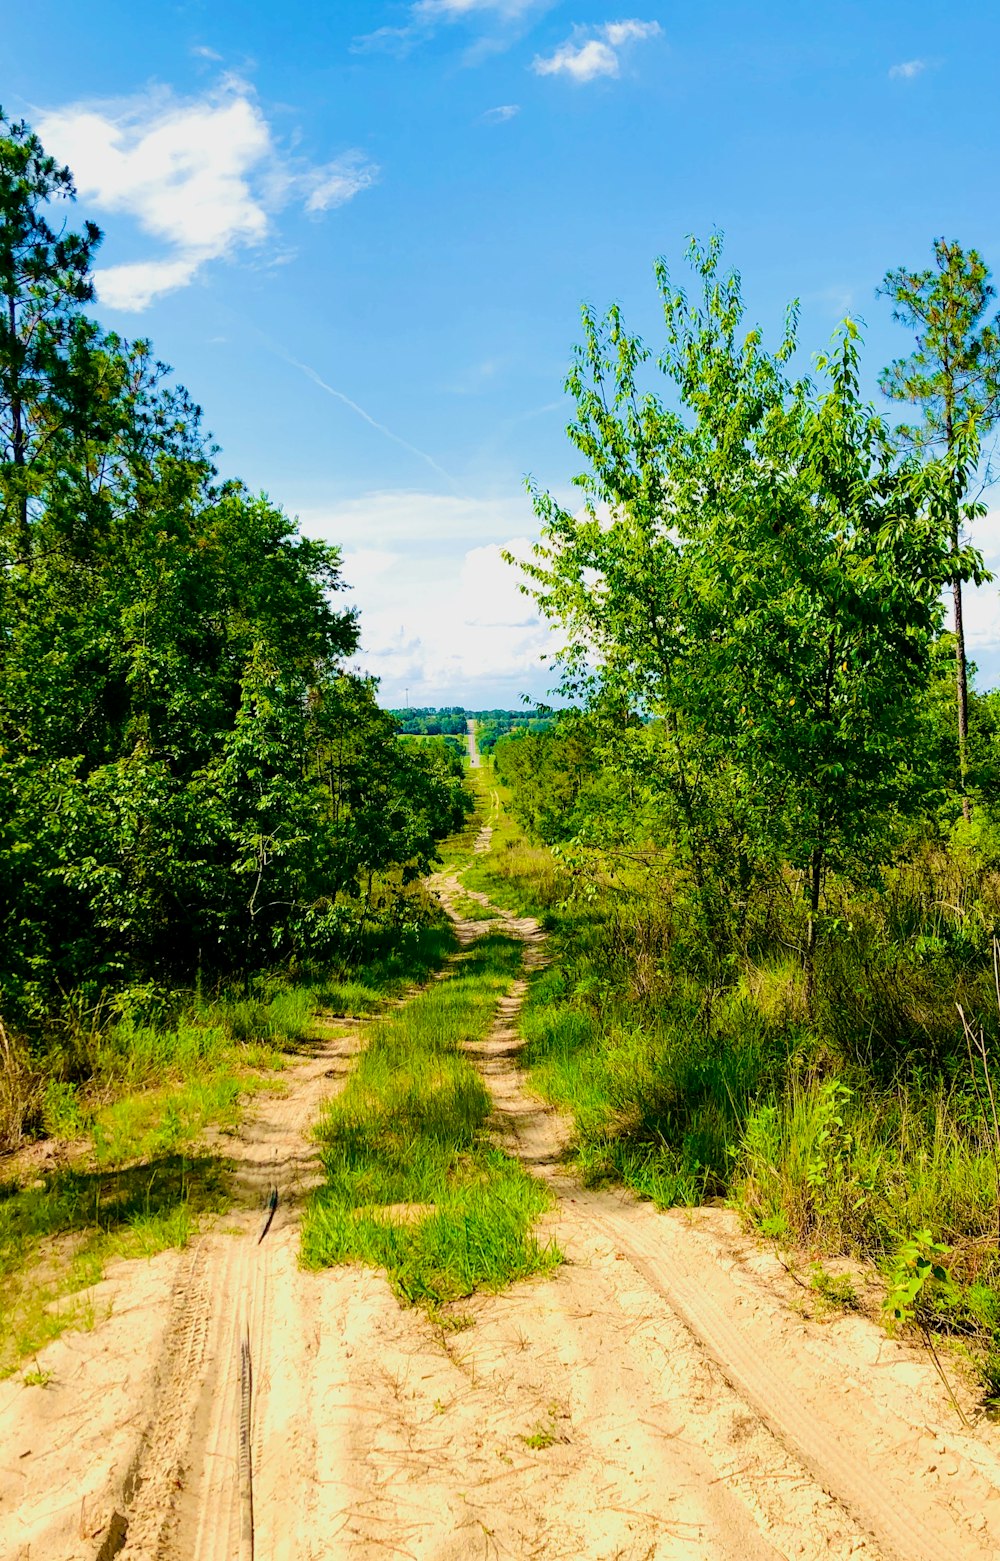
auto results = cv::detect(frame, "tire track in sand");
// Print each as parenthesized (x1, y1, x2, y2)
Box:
(119, 1018, 362, 1560)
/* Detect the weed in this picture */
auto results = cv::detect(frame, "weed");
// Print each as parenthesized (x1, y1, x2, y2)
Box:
(438, 1311, 474, 1333)
(809, 1265, 860, 1312)
(884, 1231, 957, 1329)
(42, 1078, 87, 1138)
(521, 1403, 570, 1450)
(0, 1017, 41, 1149)
(21, 1360, 53, 1388)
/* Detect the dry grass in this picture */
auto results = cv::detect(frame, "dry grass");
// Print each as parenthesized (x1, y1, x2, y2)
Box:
(0, 1017, 41, 1151)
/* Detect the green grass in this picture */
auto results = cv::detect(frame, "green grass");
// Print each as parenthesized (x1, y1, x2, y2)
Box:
(449, 892, 500, 923)
(0, 1154, 227, 1377)
(301, 932, 561, 1310)
(433, 783, 491, 873)
(313, 924, 458, 1015)
(460, 774, 563, 918)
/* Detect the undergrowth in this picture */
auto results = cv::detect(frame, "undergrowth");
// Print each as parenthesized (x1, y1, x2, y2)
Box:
(469, 765, 1000, 1403)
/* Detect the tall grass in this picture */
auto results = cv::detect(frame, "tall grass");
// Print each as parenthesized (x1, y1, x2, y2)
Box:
(472, 771, 1000, 1397)
(302, 934, 561, 1309)
(0, 1018, 41, 1152)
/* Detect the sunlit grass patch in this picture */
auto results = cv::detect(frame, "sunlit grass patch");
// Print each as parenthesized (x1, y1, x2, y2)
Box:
(457, 767, 569, 918)
(301, 934, 561, 1308)
(314, 924, 459, 1015)
(0, 1154, 227, 1377)
(91, 1073, 252, 1168)
(449, 892, 500, 923)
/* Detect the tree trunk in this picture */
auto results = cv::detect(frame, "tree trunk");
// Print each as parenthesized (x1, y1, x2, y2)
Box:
(805, 845, 823, 1010)
(944, 389, 971, 821)
(7, 294, 28, 563)
(953, 541, 972, 822)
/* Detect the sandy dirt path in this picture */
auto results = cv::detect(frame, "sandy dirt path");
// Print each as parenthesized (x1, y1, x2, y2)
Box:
(0, 1017, 368, 1561)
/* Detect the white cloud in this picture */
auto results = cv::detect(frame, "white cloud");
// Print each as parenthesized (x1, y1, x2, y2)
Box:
(352, 537, 557, 702)
(889, 59, 926, 80)
(301, 153, 379, 214)
(603, 19, 661, 45)
(296, 492, 560, 703)
(97, 256, 202, 312)
(534, 38, 620, 81)
(37, 83, 378, 311)
(481, 103, 521, 123)
(341, 547, 401, 587)
(355, 0, 548, 53)
(533, 19, 662, 83)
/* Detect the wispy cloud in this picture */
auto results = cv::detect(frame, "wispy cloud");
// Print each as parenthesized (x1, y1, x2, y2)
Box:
(38, 81, 378, 311)
(278, 351, 462, 492)
(300, 152, 379, 214)
(351, 24, 418, 56)
(480, 103, 521, 123)
(414, 0, 539, 16)
(603, 19, 662, 45)
(354, 0, 551, 56)
(889, 58, 926, 80)
(533, 19, 662, 83)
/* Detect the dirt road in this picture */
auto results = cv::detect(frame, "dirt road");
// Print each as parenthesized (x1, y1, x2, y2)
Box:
(5, 851, 1000, 1559)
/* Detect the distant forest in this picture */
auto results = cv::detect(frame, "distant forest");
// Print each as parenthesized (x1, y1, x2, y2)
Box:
(389, 707, 554, 754)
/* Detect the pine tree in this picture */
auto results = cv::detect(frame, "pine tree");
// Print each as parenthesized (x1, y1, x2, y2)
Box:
(0, 109, 101, 565)
(879, 239, 1000, 818)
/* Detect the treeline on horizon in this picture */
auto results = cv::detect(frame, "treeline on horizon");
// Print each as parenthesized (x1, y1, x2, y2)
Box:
(0, 109, 471, 1072)
(389, 706, 554, 758)
(480, 234, 1000, 1391)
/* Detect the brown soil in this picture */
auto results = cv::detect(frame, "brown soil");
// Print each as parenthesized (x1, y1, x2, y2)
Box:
(4, 837, 1000, 1558)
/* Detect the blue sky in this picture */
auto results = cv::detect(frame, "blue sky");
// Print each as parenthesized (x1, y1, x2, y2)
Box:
(6, 1, 1000, 702)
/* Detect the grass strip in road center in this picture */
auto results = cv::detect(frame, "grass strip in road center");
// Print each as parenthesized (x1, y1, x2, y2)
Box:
(301, 933, 561, 1311)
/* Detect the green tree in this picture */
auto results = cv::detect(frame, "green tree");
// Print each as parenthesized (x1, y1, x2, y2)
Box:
(878, 239, 1000, 818)
(0, 108, 101, 565)
(0, 110, 470, 1035)
(517, 239, 976, 986)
